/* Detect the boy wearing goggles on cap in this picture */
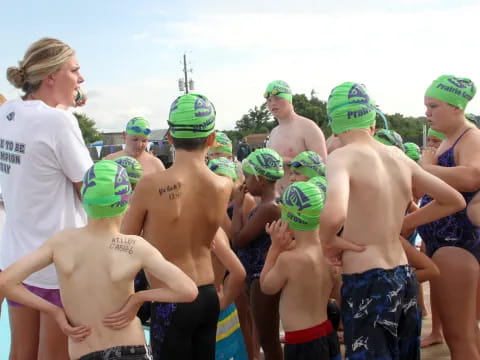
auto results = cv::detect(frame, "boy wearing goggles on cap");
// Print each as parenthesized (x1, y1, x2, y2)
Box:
(106, 116, 165, 176)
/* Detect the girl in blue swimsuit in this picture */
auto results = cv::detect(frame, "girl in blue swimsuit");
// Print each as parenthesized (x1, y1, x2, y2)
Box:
(419, 75, 480, 359)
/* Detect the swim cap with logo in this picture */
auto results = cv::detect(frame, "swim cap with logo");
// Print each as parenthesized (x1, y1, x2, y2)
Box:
(81, 160, 132, 219)
(242, 148, 284, 181)
(281, 181, 325, 231)
(374, 129, 405, 151)
(289, 151, 325, 179)
(308, 176, 327, 194)
(425, 75, 476, 110)
(114, 156, 143, 185)
(208, 157, 238, 181)
(427, 128, 445, 140)
(168, 93, 216, 139)
(264, 80, 293, 103)
(210, 131, 233, 156)
(403, 142, 421, 162)
(126, 117, 151, 136)
(327, 82, 387, 135)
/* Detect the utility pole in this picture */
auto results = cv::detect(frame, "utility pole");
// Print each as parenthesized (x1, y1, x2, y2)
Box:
(178, 53, 194, 94)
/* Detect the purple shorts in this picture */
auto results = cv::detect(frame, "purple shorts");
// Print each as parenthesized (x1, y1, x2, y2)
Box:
(7, 282, 63, 308)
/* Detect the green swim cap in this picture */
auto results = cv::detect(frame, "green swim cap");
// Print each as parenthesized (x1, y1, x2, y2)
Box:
(289, 151, 325, 179)
(327, 82, 379, 135)
(403, 142, 421, 162)
(425, 75, 476, 110)
(427, 128, 445, 140)
(114, 156, 143, 185)
(210, 131, 233, 156)
(126, 117, 151, 136)
(81, 160, 132, 219)
(264, 80, 293, 103)
(168, 94, 216, 139)
(208, 157, 238, 181)
(374, 129, 405, 151)
(308, 176, 327, 194)
(242, 148, 284, 182)
(281, 182, 325, 231)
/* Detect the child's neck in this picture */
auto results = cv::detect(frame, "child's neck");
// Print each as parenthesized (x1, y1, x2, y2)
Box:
(293, 230, 319, 246)
(86, 217, 122, 234)
(259, 184, 277, 203)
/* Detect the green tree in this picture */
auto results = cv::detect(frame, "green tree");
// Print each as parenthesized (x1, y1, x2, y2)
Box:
(376, 113, 425, 144)
(235, 103, 276, 134)
(292, 93, 330, 136)
(74, 112, 102, 145)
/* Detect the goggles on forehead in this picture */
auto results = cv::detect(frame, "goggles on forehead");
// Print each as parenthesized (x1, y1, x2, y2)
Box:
(263, 88, 290, 99)
(126, 126, 151, 136)
(288, 161, 303, 168)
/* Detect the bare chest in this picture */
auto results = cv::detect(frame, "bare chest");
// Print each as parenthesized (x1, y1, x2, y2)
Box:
(269, 127, 306, 157)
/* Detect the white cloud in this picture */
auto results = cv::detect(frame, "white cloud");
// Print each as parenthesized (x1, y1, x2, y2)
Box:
(71, 2, 480, 131)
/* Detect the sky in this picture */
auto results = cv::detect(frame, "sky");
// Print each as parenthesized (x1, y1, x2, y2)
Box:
(1, 0, 480, 132)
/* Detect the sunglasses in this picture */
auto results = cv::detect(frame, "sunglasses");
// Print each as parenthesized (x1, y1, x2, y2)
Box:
(127, 126, 151, 136)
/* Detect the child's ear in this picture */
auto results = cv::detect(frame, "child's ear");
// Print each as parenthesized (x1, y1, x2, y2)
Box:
(206, 132, 216, 147)
(167, 132, 173, 144)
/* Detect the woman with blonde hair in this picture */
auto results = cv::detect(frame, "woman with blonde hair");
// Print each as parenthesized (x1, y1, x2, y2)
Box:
(0, 38, 92, 359)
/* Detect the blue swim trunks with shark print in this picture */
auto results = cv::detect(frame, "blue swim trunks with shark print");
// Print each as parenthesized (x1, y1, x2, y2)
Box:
(341, 265, 420, 360)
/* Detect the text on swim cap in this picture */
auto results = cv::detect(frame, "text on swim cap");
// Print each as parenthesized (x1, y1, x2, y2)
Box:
(347, 108, 370, 119)
(436, 84, 473, 101)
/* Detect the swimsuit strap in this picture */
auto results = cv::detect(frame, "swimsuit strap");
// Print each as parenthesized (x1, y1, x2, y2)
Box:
(451, 127, 472, 148)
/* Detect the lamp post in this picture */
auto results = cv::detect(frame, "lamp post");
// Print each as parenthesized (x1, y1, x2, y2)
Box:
(178, 54, 194, 94)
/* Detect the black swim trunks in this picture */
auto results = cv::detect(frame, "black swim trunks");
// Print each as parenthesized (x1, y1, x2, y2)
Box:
(283, 319, 341, 360)
(341, 265, 420, 360)
(79, 345, 152, 360)
(150, 284, 219, 360)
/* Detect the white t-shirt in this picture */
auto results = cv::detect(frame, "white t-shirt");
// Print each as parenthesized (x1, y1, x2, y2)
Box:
(0, 99, 93, 288)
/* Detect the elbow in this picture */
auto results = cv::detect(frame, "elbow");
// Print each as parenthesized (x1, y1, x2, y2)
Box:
(0, 274, 12, 296)
(260, 282, 277, 296)
(183, 282, 199, 303)
(232, 267, 246, 285)
(320, 211, 346, 232)
(453, 194, 467, 213)
(259, 278, 277, 295)
(0, 278, 7, 296)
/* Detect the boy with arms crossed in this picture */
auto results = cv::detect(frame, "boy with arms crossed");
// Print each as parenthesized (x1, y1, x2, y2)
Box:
(264, 80, 327, 195)
(319, 82, 465, 359)
(105, 117, 165, 175)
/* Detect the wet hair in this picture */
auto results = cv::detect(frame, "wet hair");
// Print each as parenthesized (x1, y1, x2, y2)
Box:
(6, 38, 74, 95)
(171, 136, 209, 151)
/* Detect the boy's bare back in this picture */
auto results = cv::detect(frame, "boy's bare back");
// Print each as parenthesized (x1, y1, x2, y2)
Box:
(327, 142, 412, 274)
(122, 163, 231, 287)
(277, 239, 333, 331)
(51, 228, 149, 358)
